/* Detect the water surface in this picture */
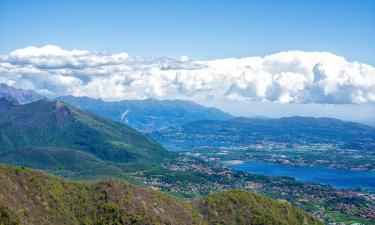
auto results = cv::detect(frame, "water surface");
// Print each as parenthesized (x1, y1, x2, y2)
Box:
(228, 161, 375, 192)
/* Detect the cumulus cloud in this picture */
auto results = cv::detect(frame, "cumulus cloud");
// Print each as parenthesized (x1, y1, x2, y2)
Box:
(0, 45, 374, 104)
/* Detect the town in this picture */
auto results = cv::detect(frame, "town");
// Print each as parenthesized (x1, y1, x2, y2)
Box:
(125, 154, 375, 225)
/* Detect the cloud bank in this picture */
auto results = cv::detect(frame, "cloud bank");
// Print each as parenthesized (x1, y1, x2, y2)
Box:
(1, 45, 374, 104)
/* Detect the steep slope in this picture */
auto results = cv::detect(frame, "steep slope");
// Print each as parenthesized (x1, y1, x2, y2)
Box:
(0, 98, 170, 166)
(0, 164, 322, 225)
(55, 96, 232, 132)
(0, 83, 44, 104)
(0, 147, 126, 180)
(154, 116, 375, 150)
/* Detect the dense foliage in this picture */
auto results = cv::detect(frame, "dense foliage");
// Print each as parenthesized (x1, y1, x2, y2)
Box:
(0, 165, 322, 225)
(0, 98, 170, 166)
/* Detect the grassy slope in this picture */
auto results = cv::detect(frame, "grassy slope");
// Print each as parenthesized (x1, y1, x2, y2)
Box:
(0, 99, 170, 165)
(0, 165, 322, 225)
(0, 147, 127, 180)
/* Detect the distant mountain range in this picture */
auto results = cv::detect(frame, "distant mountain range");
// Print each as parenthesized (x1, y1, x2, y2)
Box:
(153, 116, 375, 151)
(55, 95, 232, 132)
(0, 83, 43, 104)
(0, 98, 170, 179)
(0, 84, 371, 225)
(365, 121, 375, 127)
(1, 84, 374, 152)
(0, 84, 232, 132)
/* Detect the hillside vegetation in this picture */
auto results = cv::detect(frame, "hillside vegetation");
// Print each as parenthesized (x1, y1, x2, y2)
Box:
(0, 98, 171, 179)
(0, 164, 322, 225)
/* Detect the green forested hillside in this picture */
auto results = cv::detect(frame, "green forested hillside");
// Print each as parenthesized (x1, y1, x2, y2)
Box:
(0, 165, 322, 225)
(0, 98, 170, 167)
(0, 147, 127, 180)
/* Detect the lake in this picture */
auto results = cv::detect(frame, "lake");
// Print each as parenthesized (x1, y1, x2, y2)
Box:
(228, 161, 375, 192)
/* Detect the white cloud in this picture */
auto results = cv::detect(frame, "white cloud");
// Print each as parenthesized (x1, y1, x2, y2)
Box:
(180, 55, 190, 62)
(0, 45, 375, 104)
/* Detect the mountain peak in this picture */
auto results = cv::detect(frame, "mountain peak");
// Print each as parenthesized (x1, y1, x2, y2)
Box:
(55, 100, 70, 110)
(0, 83, 44, 104)
(54, 100, 74, 121)
(0, 99, 170, 165)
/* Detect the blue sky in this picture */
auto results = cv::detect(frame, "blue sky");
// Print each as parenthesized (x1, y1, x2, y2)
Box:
(1, 0, 375, 122)
(1, 0, 375, 65)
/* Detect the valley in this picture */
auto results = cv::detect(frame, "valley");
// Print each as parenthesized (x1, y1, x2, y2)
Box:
(157, 140, 375, 172)
(1, 2, 374, 224)
(151, 117, 375, 173)
(0, 90, 374, 224)
(124, 154, 375, 225)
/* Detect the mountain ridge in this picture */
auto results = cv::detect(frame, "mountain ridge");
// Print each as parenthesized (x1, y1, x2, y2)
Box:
(0, 98, 171, 179)
(55, 95, 233, 132)
(0, 83, 44, 104)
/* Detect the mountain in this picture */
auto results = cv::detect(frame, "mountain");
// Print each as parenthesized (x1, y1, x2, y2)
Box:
(153, 116, 375, 150)
(0, 83, 44, 104)
(365, 121, 375, 127)
(55, 96, 232, 132)
(0, 147, 127, 180)
(0, 85, 232, 132)
(0, 98, 170, 179)
(0, 164, 322, 225)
